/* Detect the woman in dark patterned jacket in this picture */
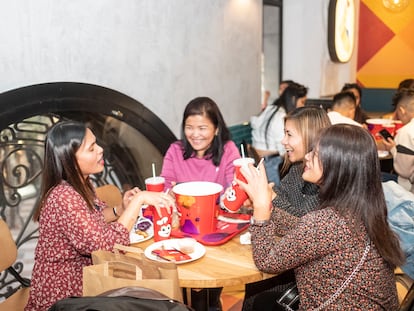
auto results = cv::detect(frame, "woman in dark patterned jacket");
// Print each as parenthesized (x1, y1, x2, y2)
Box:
(242, 107, 331, 310)
(241, 124, 405, 310)
(270, 106, 331, 220)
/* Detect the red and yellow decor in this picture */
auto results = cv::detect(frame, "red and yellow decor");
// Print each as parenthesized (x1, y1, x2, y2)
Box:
(357, 0, 414, 88)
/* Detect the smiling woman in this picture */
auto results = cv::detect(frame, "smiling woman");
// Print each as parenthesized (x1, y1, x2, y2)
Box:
(160, 96, 241, 311)
(25, 121, 176, 311)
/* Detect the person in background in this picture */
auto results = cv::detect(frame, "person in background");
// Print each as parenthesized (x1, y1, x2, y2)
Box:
(327, 91, 362, 127)
(25, 121, 175, 311)
(278, 79, 294, 96)
(250, 82, 308, 186)
(161, 96, 240, 311)
(260, 90, 271, 112)
(382, 88, 414, 193)
(241, 124, 404, 310)
(341, 82, 369, 125)
(241, 107, 331, 311)
(398, 78, 414, 90)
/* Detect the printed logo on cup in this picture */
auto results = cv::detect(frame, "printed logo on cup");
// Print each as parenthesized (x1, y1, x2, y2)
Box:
(221, 158, 254, 213)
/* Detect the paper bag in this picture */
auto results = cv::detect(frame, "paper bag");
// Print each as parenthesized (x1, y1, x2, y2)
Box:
(83, 261, 181, 302)
(86, 248, 183, 302)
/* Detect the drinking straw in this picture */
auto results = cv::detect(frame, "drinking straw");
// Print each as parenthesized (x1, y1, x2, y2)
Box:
(152, 163, 156, 178)
(256, 158, 264, 175)
(240, 144, 245, 158)
(256, 158, 264, 171)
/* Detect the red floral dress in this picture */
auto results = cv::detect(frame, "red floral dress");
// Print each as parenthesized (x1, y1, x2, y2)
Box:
(25, 182, 130, 311)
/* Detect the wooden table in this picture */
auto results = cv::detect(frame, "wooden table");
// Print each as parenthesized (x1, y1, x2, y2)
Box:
(133, 234, 274, 289)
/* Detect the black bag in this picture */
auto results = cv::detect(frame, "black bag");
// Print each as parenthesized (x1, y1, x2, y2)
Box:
(242, 269, 299, 311)
(48, 286, 194, 311)
(274, 282, 299, 311)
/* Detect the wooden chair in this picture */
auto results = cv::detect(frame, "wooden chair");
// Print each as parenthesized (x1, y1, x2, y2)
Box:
(0, 219, 31, 311)
(399, 282, 414, 311)
(95, 184, 123, 208)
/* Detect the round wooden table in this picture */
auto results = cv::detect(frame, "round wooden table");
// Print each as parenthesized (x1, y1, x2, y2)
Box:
(133, 234, 274, 289)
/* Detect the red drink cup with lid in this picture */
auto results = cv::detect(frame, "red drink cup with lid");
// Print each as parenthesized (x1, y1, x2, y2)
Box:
(220, 158, 255, 213)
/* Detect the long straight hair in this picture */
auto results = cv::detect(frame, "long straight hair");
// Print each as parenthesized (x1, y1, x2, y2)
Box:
(33, 121, 95, 221)
(317, 124, 405, 267)
(181, 97, 231, 166)
(281, 106, 331, 175)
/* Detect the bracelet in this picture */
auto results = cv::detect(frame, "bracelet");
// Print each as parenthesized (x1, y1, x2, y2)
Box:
(112, 206, 118, 217)
(250, 216, 270, 226)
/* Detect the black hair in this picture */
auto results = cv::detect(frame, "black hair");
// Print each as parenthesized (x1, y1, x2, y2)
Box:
(341, 83, 362, 98)
(317, 124, 404, 267)
(180, 97, 231, 166)
(34, 121, 95, 221)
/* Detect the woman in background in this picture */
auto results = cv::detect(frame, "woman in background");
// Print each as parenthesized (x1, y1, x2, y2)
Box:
(161, 97, 240, 311)
(250, 82, 308, 186)
(341, 82, 369, 125)
(242, 124, 404, 310)
(26, 121, 174, 311)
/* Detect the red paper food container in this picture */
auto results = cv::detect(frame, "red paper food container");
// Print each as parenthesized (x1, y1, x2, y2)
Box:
(173, 182, 223, 235)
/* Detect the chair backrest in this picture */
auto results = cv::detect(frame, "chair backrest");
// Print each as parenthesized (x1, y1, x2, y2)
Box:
(0, 218, 30, 311)
(399, 282, 414, 311)
(95, 184, 122, 208)
(0, 218, 18, 271)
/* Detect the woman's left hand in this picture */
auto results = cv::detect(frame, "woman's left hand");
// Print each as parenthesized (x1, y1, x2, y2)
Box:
(237, 161, 274, 221)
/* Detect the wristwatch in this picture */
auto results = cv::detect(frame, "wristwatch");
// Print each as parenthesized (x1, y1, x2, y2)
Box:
(250, 216, 270, 226)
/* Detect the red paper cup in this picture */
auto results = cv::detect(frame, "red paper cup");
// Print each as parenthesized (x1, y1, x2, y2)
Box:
(393, 120, 403, 134)
(144, 176, 165, 219)
(145, 176, 165, 192)
(366, 119, 394, 141)
(220, 158, 254, 213)
(152, 206, 172, 242)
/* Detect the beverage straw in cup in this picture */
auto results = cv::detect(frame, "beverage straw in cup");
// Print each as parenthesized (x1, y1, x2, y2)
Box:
(152, 163, 156, 178)
(240, 144, 245, 159)
(256, 158, 264, 173)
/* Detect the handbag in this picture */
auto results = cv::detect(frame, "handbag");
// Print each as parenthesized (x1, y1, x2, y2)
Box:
(275, 239, 371, 311)
(84, 244, 183, 302)
(49, 286, 193, 311)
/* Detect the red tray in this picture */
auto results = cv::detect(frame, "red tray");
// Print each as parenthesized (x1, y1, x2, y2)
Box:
(171, 212, 250, 246)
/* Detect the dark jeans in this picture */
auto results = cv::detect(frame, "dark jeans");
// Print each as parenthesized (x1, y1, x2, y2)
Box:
(190, 287, 222, 311)
(381, 171, 398, 182)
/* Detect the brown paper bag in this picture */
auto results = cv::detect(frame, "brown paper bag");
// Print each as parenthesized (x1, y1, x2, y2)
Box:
(83, 261, 181, 302)
(86, 247, 183, 302)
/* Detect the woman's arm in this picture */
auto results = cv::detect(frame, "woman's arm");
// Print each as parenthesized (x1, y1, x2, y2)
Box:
(161, 143, 180, 190)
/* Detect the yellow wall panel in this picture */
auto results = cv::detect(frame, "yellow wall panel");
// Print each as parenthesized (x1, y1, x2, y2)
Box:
(358, 36, 414, 87)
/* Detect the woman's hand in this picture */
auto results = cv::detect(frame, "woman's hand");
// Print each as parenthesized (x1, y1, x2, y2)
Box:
(128, 191, 175, 217)
(237, 161, 274, 221)
(118, 190, 175, 231)
(123, 187, 141, 207)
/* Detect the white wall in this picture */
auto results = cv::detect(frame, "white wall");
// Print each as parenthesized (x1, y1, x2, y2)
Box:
(283, 0, 357, 98)
(0, 0, 262, 136)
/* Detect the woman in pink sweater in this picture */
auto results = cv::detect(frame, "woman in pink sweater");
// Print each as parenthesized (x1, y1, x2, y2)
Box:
(161, 97, 240, 311)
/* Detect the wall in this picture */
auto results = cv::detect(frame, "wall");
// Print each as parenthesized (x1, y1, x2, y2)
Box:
(282, 0, 357, 98)
(0, 0, 262, 137)
(357, 0, 414, 88)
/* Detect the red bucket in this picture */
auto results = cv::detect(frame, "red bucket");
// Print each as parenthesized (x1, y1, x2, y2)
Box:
(366, 118, 394, 140)
(173, 181, 223, 235)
